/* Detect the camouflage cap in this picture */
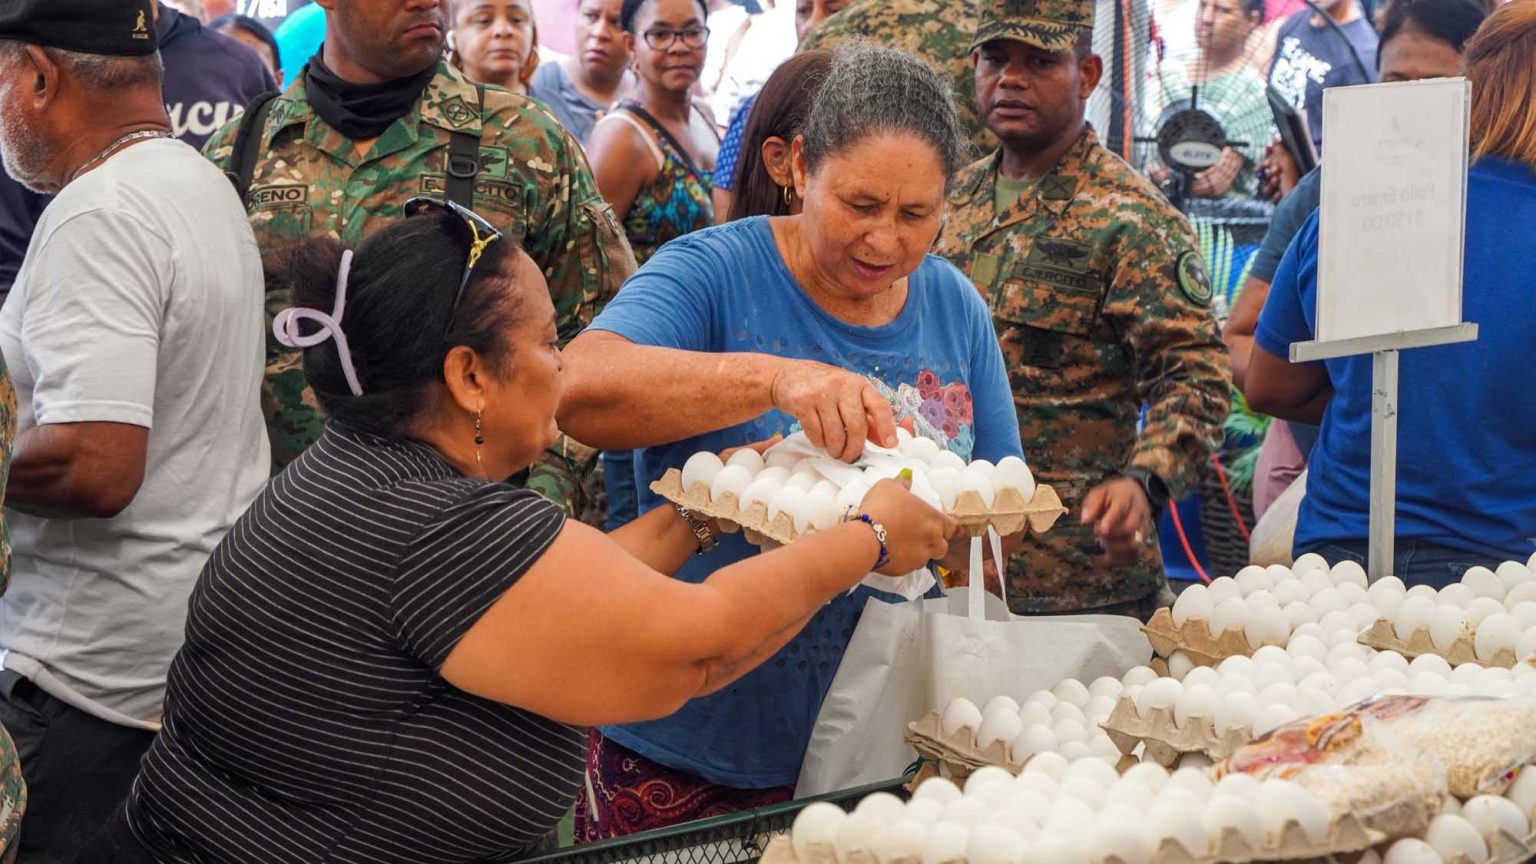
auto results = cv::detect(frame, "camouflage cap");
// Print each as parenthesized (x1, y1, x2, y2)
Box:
(972, 0, 1095, 53)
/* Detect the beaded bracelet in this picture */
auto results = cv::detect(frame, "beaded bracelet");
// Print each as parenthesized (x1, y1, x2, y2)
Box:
(841, 506, 890, 570)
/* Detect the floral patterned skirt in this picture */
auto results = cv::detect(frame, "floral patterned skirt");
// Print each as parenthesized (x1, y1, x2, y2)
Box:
(573, 729, 794, 842)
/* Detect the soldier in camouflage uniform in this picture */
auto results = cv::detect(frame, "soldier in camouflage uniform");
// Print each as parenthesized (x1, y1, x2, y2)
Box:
(935, 0, 1232, 616)
(204, 0, 635, 522)
(797, 0, 997, 154)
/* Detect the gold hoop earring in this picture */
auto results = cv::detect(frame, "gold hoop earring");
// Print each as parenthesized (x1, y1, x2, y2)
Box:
(782, 184, 793, 206)
(474, 411, 485, 473)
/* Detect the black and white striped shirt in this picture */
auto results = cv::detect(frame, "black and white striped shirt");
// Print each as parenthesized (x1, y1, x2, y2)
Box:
(125, 424, 582, 863)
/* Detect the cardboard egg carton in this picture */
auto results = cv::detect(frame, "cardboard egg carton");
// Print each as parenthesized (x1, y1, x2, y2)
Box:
(757, 811, 1383, 864)
(1099, 695, 1252, 767)
(1355, 619, 1529, 669)
(650, 470, 1068, 546)
(1142, 607, 1284, 667)
(904, 710, 1026, 778)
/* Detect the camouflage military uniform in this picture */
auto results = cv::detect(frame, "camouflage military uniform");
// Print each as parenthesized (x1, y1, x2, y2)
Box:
(204, 62, 635, 522)
(798, 0, 997, 154)
(0, 355, 16, 864)
(935, 126, 1232, 613)
(0, 352, 13, 598)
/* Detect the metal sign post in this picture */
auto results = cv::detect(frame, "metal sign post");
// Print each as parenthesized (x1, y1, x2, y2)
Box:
(1287, 79, 1473, 583)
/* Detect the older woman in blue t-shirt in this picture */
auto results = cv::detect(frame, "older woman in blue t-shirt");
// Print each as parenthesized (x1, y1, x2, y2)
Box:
(559, 43, 1024, 837)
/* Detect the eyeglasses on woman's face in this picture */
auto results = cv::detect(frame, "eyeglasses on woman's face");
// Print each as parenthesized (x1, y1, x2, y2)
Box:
(640, 25, 708, 50)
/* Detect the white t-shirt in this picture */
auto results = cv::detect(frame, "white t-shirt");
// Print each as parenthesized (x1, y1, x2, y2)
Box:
(0, 138, 269, 729)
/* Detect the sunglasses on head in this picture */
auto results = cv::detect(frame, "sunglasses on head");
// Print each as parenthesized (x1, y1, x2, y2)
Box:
(403, 197, 504, 335)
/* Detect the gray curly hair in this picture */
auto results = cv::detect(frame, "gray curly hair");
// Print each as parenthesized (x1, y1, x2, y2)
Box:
(799, 42, 970, 185)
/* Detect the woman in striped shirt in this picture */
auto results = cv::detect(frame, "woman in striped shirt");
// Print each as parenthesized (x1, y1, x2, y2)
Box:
(79, 204, 955, 864)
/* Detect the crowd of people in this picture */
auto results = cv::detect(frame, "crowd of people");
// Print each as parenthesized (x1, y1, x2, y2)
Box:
(0, 0, 1531, 861)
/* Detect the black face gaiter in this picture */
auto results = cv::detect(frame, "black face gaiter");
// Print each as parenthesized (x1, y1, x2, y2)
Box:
(304, 50, 438, 140)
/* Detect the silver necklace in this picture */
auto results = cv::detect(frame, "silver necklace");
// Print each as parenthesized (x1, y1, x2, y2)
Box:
(68, 129, 172, 184)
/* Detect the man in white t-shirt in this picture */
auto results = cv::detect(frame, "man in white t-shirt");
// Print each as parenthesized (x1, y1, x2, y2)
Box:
(0, 1, 268, 859)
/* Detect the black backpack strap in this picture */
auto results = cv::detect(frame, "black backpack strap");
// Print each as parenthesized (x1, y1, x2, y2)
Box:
(444, 84, 486, 208)
(225, 90, 281, 206)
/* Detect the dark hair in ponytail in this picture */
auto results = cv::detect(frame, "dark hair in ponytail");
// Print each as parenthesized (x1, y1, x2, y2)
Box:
(269, 213, 524, 439)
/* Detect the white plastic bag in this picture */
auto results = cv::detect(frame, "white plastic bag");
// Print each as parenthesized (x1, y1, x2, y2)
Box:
(794, 534, 1152, 797)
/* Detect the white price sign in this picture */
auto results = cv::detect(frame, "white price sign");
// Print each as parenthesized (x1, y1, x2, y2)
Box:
(1317, 78, 1469, 343)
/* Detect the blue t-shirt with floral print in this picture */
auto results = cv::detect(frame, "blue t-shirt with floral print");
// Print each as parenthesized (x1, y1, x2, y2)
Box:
(587, 215, 1023, 788)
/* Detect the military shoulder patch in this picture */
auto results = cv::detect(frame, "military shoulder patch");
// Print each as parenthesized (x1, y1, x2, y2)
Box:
(440, 95, 478, 128)
(1176, 250, 1213, 306)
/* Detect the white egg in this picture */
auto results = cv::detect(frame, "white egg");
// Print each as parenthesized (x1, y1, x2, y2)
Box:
(1103, 781, 1155, 813)
(1330, 558, 1369, 588)
(1369, 650, 1410, 673)
(1059, 776, 1107, 810)
(1173, 683, 1220, 728)
(1375, 669, 1410, 692)
(1460, 795, 1529, 840)
(1267, 563, 1297, 583)
(1045, 797, 1096, 833)
(940, 697, 983, 737)
(1245, 606, 1290, 648)
(1410, 652, 1453, 677)
(1120, 761, 1170, 792)
(795, 490, 839, 534)
(1464, 597, 1506, 627)
(1213, 771, 1260, 802)
(1207, 576, 1242, 605)
(1507, 583, 1536, 608)
(1234, 565, 1274, 595)
(1462, 566, 1507, 602)
(1430, 606, 1471, 651)
(807, 479, 840, 500)
(1009, 724, 1057, 762)
(1309, 587, 1347, 618)
(900, 435, 943, 464)
(1292, 656, 1328, 682)
(1251, 644, 1288, 665)
(1089, 734, 1122, 764)
(1084, 824, 1149, 864)
(1382, 839, 1446, 864)
(740, 475, 785, 509)
(1395, 596, 1439, 641)
(1438, 583, 1476, 608)
(872, 819, 929, 864)
(724, 447, 765, 474)
(1171, 584, 1214, 628)
(1410, 672, 1448, 696)
(952, 470, 996, 508)
(1300, 569, 1336, 596)
(929, 449, 967, 473)
(1121, 666, 1158, 688)
(1019, 837, 1087, 864)
(1141, 805, 1209, 857)
(785, 471, 819, 491)
(793, 801, 849, 858)
(1182, 666, 1220, 690)
(1407, 584, 1439, 601)
(1087, 675, 1123, 701)
(1423, 814, 1489, 864)
(1372, 590, 1406, 621)
(1218, 654, 1258, 678)
(1202, 795, 1265, 849)
(1321, 614, 1359, 644)
(680, 451, 726, 492)
(963, 766, 1015, 798)
(1337, 582, 1370, 607)
(1289, 552, 1327, 575)
(1475, 613, 1521, 663)
(1051, 701, 1087, 726)
(1279, 602, 1315, 631)
(1368, 575, 1408, 600)
(1023, 751, 1070, 781)
(1084, 696, 1117, 724)
(1023, 689, 1058, 710)
(1167, 650, 1196, 680)
(980, 695, 1020, 718)
(1051, 678, 1091, 708)
(1057, 740, 1092, 762)
(992, 456, 1035, 500)
(1518, 628, 1536, 663)
(709, 464, 755, 502)
(855, 792, 909, 824)
(1269, 579, 1309, 608)
(1065, 755, 1120, 788)
(1137, 677, 1183, 715)
(768, 486, 809, 522)
(1217, 672, 1257, 695)
(1449, 661, 1486, 684)
(1347, 602, 1383, 630)
(1257, 680, 1300, 709)
(1210, 597, 1249, 637)
(964, 824, 1025, 864)
(940, 798, 987, 828)
(833, 812, 883, 864)
(1506, 766, 1536, 817)
(1287, 633, 1329, 660)
(1214, 691, 1260, 735)
(1253, 703, 1301, 738)
(1052, 718, 1087, 746)
(1297, 686, 1336, 715)
(905, 799, 945, 827)
(1252, 661, 1296, 693)
(1018, 700, 1053, 727)
(976, 710, 1025, 751)
(913, 777, 964, 806)
(1508, 602, 1536, 631)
